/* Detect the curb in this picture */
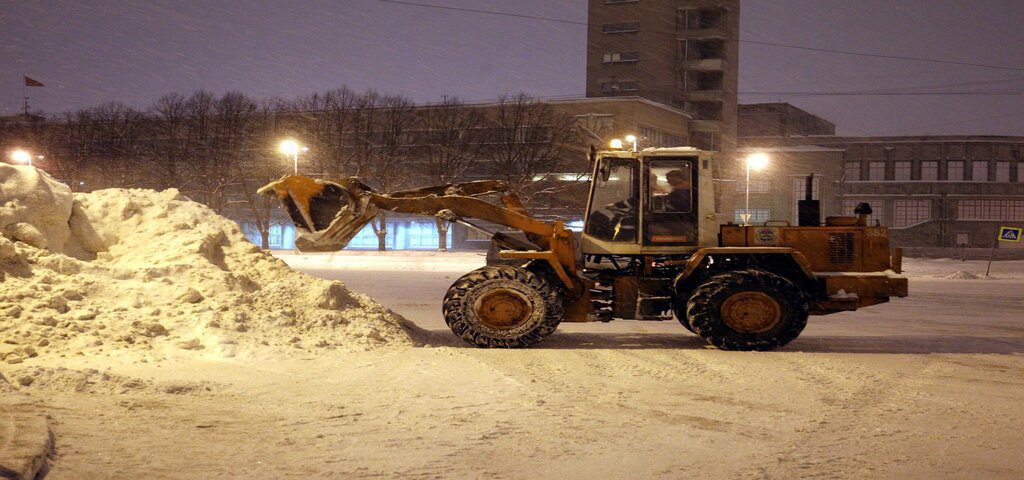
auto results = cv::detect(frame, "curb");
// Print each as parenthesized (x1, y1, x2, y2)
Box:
(0, 393, 54, 480)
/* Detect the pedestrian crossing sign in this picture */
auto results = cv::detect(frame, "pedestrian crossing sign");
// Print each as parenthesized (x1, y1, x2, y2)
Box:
(999, 226, 1022, 243)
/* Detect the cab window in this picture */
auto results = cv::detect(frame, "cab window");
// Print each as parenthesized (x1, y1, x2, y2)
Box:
(585, 159, 637, 242)
(645, 158, 697, 245)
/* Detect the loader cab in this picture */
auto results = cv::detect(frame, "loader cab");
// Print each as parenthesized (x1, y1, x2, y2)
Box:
(581, 146, 717, 256)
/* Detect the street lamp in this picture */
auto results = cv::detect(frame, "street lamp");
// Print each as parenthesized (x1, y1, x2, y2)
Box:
(278, 139, 308, 175)
(10, 149, 32, 166)
(743, 152, 770, 225)
(625, 134, 638, 152)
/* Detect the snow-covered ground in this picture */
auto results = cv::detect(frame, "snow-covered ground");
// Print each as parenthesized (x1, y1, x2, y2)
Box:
(5, 254, 1018, 479)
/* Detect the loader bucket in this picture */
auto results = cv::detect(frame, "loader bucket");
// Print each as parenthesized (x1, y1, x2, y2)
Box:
(258, 175, 379, 252)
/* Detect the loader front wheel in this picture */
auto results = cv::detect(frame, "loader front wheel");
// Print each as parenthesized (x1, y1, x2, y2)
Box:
(443, 265, 563, 348)
(687, 270, 808, 351)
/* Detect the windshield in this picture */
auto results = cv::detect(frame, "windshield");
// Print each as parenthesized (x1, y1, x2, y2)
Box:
(585, 158, 637, 242)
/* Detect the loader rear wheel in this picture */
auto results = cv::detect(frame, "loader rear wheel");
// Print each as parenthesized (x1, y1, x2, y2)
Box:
(687, 270, 808, 351)
(443, 265, 563, 348)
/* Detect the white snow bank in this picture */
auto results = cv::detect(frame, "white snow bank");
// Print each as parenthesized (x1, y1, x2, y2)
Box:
(0, 165, 421, 364)
(276, 251, 486, 273)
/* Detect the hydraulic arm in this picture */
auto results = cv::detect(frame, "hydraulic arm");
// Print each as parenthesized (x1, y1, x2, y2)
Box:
(258, 175, 585, 297)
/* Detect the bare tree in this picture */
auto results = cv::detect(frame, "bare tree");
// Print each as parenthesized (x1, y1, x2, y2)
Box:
(82, 101, 148, 189)
(481, 94, 574, 207)
(232, 99, 290, 249)
(180, 91, 258, 213)
(147, 93, 189, 189)
(293, 87, 360, 179)
(419, 97, 483, 251)
(350, 93, 418, 251)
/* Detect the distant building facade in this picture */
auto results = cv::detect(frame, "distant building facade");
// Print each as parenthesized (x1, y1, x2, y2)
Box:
(586, 0, 740, 156)
(738, 104, 1024, 252)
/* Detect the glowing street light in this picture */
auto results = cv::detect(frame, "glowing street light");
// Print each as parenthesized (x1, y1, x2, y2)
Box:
(624, 134, 638, 152)
(742, 152, 770, 226)
(278, 139, 308, 174)
(10, 149, 33, 166)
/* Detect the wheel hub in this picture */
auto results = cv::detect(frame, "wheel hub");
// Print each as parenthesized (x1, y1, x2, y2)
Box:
(720, 291, 782, 333)
(475, 289, 533, 330)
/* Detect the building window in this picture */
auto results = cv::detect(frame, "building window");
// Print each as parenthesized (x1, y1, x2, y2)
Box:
(893, 200, 931, 227)
(1009, 200, 1024, 221)
(844, 162, 861, 181)
(868, 162, 886, 181)
(955, 233, 969, 246)
(844, 200, 884, 226)
(972, 161, 989, 182)
(603, 51, 640, 64)
(734, 209, 770, 224)
(947, 161, 964, 181)
(894, 161, 911, 181)
(957, 200, 1008, 221)
(792, 177, 820, 224)
(602, 22, 640, 34)
(638, 126, 684, 148)
(996, 161, 1010, 182)
(600, 81, 639, 94)
(921, 161, 939, 181)
(734, 178, 771, 194)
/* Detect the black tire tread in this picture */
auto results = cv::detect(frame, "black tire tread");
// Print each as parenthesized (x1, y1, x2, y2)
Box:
(686, 269, 809, 351)
(443, 265, 563, 348)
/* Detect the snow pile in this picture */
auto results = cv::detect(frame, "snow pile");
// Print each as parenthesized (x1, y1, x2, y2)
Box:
(5, 366, 215, 395)
(0, 165, 421, 363)
(946, 270, 981, 280)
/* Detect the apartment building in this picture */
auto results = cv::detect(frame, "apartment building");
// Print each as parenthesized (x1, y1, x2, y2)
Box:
(586, 0, 740, 157)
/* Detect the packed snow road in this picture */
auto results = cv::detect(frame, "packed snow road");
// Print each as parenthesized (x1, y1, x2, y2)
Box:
(15, 254, 1024, 479)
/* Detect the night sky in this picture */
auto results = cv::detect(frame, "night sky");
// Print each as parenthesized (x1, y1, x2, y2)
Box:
(2, 0, 1023, 136)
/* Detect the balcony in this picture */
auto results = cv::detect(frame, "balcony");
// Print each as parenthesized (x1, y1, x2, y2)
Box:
(690, 120, 723, 133)
(686, 58, 724, 71)
(677, 27, 729, 40)
(683, 90, 724, 101)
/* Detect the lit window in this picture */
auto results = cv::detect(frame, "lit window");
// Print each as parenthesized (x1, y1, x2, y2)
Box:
(894, 161, 911, 181)
(996, 162, 1010, 182)
(844, 200, 885, 226)
(844, 162, 861, 181)
(600, 81, 639, 93)
(920, 161, 938, 181)
(893, 200, 931, 227)
(734, 209, 770, 224)
(868, 162, 886, 181)
(972, 161, 989, 182)
(603, 51, 640, 64)
(947, 161, 964, 181)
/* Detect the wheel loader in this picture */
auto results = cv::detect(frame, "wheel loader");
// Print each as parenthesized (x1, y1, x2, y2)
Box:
(259, 146, 908, 351)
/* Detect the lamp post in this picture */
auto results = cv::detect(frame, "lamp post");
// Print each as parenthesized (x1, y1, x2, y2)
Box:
(278, 139, 308, 175)
(743, 152, 770, 225)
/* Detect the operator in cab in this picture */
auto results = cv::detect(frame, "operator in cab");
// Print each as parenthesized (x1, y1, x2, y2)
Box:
(662, 169, 692, 213)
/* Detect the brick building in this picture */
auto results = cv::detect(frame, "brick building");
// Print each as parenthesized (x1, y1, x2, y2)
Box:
(586, 0, 740, 156)
(738, 104, 1024, 252)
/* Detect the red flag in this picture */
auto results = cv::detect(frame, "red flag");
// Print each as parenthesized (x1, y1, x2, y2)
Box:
(24, 76, 44, 87)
